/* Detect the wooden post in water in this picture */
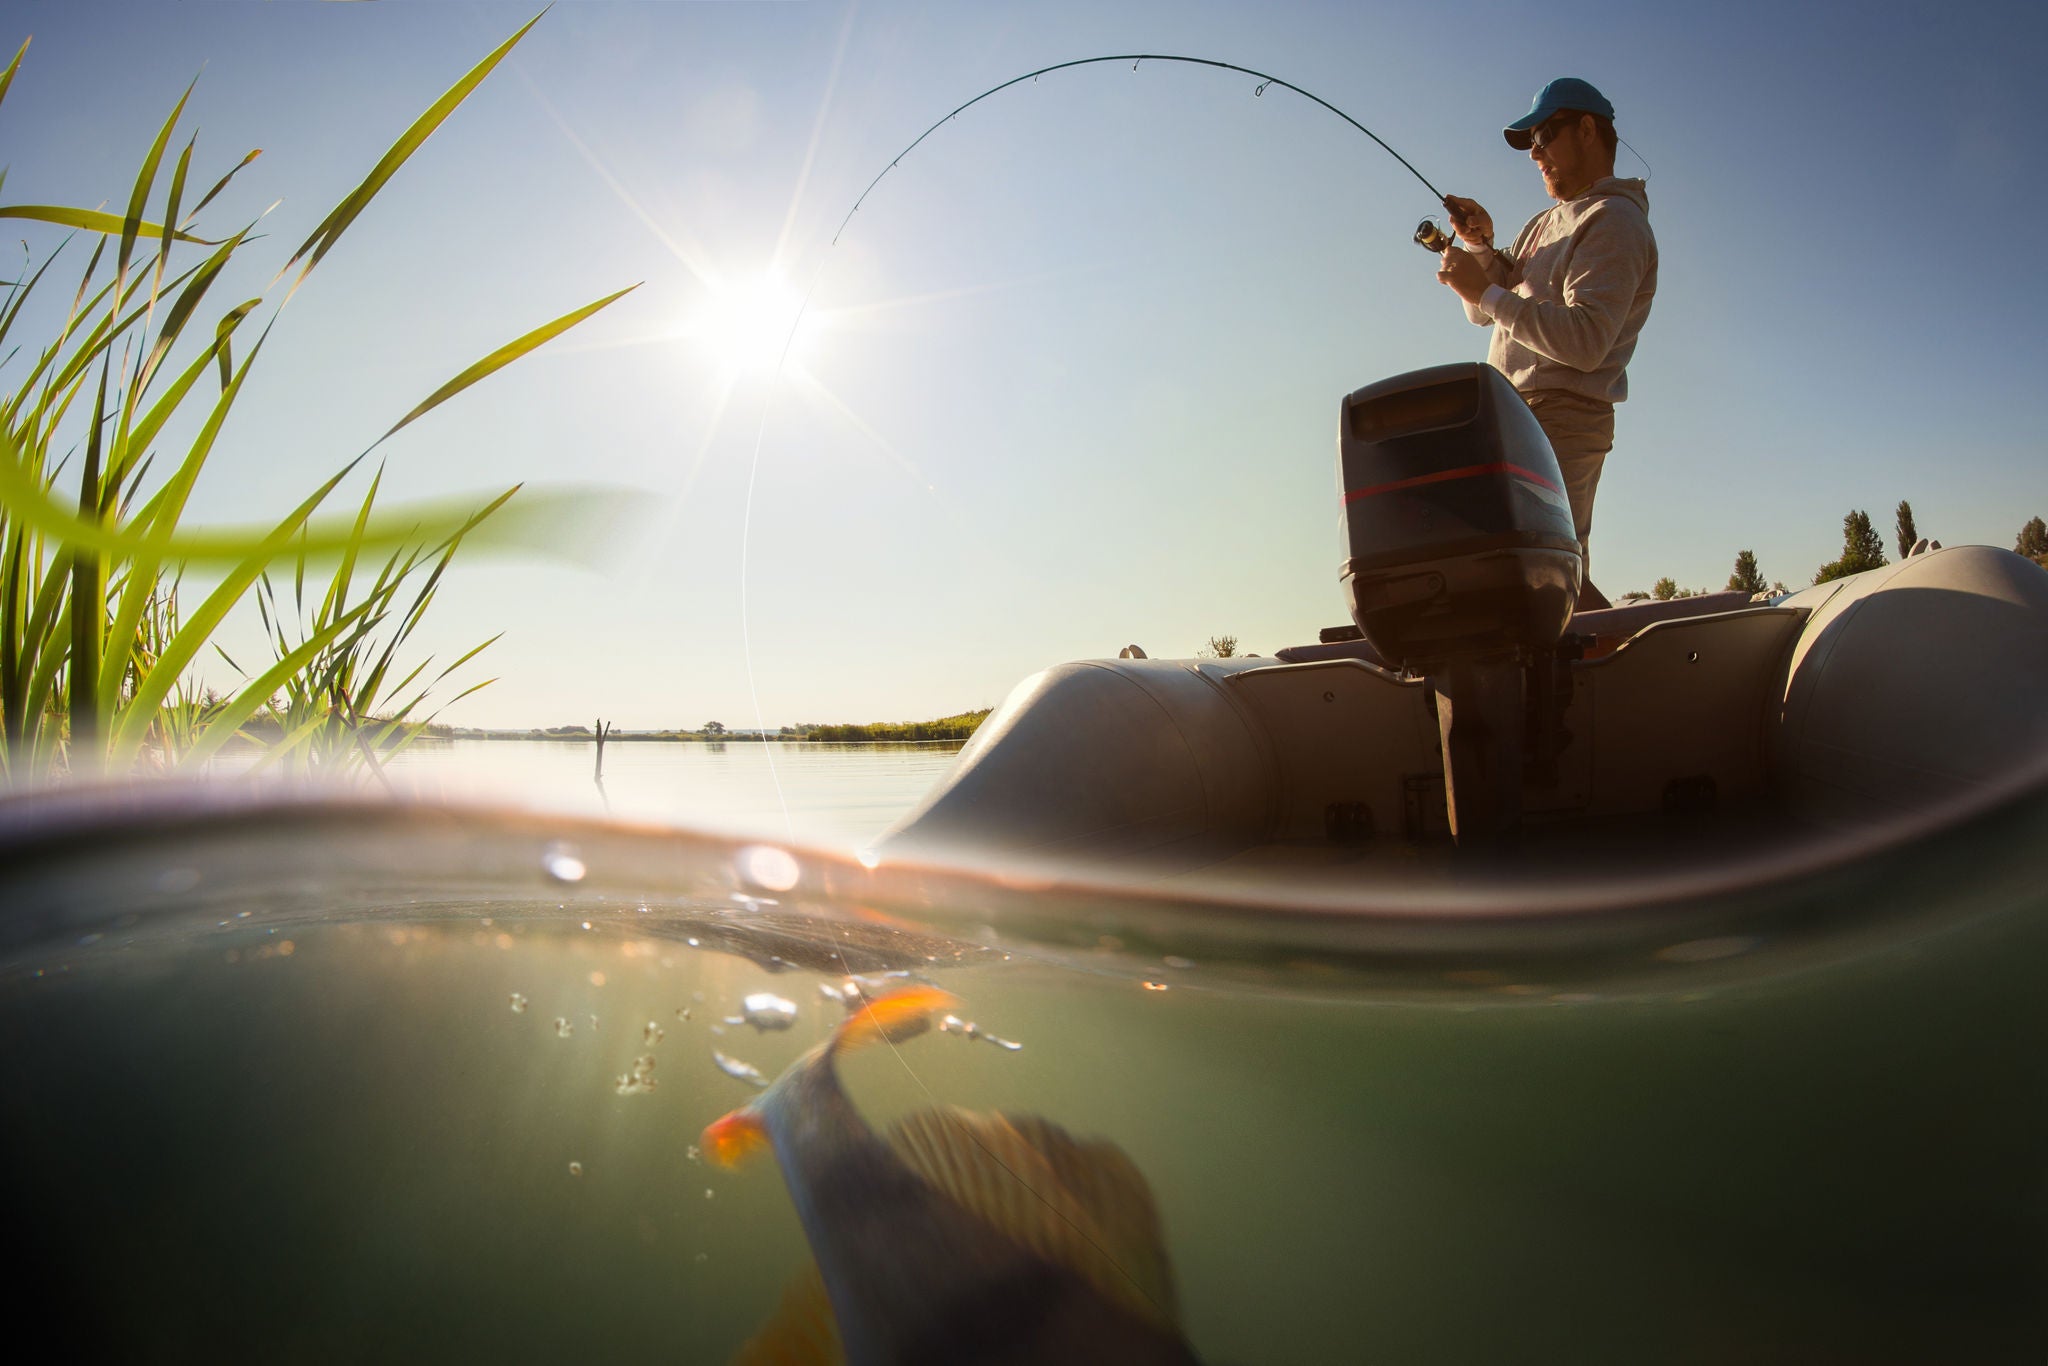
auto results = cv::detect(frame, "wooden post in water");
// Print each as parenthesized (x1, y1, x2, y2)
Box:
(593, 718, 612, 811)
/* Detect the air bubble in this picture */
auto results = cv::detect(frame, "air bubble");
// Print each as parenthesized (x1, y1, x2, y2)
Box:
(939, 1013, 1023, 1051)
(735, 844, 801, 893)
(713, 1051, 768, 1088)
(615, 1054, 659, 1096)
(543, 842, 587, 883)
(555, 1017, 575, 1038)
(509, 993, 528, 1014)
(735, 993, 797, 1031)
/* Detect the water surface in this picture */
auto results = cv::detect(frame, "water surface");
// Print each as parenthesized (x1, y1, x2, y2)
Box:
(353, 736, 957, 844)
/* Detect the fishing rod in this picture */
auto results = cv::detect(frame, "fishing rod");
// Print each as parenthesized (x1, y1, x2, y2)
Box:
(830, 53, 1450, 247)
(741, 56, 1453, 800)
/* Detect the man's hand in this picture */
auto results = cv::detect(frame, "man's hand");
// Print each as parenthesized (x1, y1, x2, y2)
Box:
(1442, 195, 1494, 249)
(1437, 247, 1490, 306)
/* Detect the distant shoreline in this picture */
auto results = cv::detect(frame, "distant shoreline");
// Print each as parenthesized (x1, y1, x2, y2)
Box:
(422, 731, 968, 744)
(421, 708, 993, 745)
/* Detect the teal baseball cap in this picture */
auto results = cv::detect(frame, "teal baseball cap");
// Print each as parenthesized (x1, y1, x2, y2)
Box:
(1504, 77, 1615, 149)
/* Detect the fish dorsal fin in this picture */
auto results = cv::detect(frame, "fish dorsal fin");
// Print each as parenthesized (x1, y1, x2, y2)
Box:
(886, 1107, 1183, 1331)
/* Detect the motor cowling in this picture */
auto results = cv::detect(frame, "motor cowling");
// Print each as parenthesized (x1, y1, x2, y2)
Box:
(1338, 363, 1581, 670)
(1337, 363, 1583, 844)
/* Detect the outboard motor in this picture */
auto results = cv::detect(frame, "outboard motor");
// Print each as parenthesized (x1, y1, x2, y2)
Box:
(1338, 363, 1582, 842)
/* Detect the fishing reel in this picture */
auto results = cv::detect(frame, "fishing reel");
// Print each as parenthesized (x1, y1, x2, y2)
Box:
(1414, 216, 1456, 253)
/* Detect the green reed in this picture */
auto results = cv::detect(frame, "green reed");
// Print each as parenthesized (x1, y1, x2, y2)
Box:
(0, 14, 635, 786)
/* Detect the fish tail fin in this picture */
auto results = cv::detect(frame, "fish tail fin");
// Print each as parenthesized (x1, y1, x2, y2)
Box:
(702, 1107, 772, 1171)
(701, 984, 954, 1170)
(829, 983, 959, 1058)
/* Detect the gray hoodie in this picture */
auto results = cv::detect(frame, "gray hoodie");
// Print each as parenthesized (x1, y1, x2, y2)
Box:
(1462, 176, 1656, 405)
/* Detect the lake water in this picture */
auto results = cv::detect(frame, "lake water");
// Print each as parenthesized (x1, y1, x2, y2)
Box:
(5, 745, 2048, 1363)
(373, 737, 963, 846)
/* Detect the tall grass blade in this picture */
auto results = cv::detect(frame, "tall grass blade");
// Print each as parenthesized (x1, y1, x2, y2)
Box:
(381, 284, 636, 441)
(65, 234, 108, 333)
(318, 466, 385, 630)
(68, 361, 113, 756)
(22, 587, 69, 755)
(117, 79, 196, 287)
(0, 533, 23, 750)
(0, 428, 634, 565)
(0, 206, 214, 246)
(0, 37, 29, 111)
(184, 148, 262, 225)
(214, 297, 259, 389)
(0, 234, 66, 356)
(124, 298, 247, 468)
(154, 135, 195, 309)
(279, 10, 544, 296)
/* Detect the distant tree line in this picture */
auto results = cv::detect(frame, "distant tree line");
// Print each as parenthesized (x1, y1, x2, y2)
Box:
(1622, 502, 2046, 602)
(2020, 516, 2048, 567)
(423, 711, 995, 743)
(801, 709, 993, 742)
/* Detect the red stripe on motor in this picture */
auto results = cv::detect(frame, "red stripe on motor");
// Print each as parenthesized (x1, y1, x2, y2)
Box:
(1343, 461, 1563, 504)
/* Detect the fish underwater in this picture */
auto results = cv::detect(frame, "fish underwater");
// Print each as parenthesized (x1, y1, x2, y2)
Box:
(702, 984, 1201, 1365)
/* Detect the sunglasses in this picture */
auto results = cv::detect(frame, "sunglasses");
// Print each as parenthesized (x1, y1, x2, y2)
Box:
(1529, 113, 1584, 152)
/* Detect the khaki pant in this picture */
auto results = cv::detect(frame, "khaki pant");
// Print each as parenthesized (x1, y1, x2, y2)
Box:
(1522, 389, 1613, 600)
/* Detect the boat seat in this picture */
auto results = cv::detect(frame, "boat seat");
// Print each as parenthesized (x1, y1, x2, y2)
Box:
(1566, 590, 1759, 644)
(1278, 589, 1765, 667)
(1273, 636, 1394, 667)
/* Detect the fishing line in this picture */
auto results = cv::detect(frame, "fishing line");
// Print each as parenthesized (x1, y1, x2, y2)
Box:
(833, 52, 1445, 244)
(739, 63, 1435, 1298)
(739, 52, 1444, 815)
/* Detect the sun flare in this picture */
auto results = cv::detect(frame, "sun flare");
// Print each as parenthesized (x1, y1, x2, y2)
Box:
(684, 269, 822, 378)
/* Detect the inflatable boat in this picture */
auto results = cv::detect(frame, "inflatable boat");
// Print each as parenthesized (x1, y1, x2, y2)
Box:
(876, 363, 2048, 889)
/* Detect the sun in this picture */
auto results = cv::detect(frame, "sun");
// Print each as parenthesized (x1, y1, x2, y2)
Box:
(683, 269, 823, 379)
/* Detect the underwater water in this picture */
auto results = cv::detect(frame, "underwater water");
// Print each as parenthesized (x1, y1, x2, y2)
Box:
(4, 770, 2048, 1365)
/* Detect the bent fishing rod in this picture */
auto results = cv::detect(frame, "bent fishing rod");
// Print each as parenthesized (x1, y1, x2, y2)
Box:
(741, 55, 1455, 769)
(830, 53, 1454, 252)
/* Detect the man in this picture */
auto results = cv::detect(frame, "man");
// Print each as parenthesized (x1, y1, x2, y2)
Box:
(1435, 76, 1656, 610)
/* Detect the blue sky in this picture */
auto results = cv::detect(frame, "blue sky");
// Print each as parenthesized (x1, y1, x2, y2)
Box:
(6, 0, 2044, 728)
